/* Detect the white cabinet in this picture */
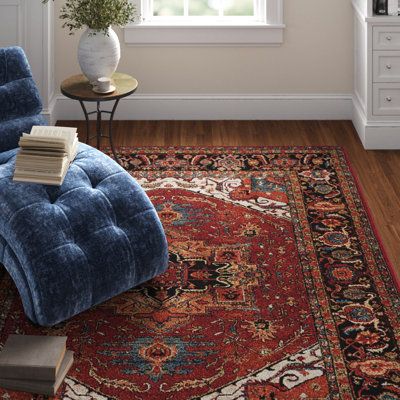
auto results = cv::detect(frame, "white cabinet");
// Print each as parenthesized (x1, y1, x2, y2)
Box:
(373, 51, 400, 81)
(352, 0, 400, 149)
(373, 26, 400, 49)
(373, 83, 400, 114)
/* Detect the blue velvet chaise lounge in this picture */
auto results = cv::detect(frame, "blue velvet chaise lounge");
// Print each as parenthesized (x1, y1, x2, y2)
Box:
(0, 47, 168, 326)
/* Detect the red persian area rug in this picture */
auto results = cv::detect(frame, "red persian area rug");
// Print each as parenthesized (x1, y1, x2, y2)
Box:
(0, 147, 399, 400)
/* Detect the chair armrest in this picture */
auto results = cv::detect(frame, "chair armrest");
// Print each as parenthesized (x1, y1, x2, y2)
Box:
(0, 78, 43, 123)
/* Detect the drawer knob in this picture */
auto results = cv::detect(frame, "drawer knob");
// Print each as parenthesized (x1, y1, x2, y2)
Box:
(385, 97, 392, 102)
(386, 35, 392, 41)
(386, 64, 392, 69)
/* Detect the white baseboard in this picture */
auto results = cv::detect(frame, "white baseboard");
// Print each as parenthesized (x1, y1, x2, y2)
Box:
(40, 92, 400, 149)
(41, 93, 58, 126)
(51, 93, 352, 121)
(352, 97, 400, 150)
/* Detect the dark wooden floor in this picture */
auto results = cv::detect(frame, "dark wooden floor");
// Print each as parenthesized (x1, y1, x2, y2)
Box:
(59, 120, 400, 282)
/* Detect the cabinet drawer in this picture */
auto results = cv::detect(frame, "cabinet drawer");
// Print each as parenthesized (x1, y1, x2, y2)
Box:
(373, 51, 400, 82)
(373, 84, 400, 115)
(373, 26, 400, 50)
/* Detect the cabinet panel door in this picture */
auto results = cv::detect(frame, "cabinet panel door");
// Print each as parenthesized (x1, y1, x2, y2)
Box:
(373, 51, 400, 82)
(373, 26, 400, 50)
(373, 83, 400, 115)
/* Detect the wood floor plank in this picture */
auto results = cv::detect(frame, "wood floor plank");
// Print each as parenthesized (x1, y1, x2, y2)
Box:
(58, 119, 400, 282)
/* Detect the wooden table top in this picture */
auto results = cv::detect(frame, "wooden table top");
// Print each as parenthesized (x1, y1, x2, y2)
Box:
(60, 73, 138, 102)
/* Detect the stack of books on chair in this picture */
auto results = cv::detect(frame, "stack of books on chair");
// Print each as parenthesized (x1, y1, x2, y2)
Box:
(0, 335, 73, 396)
(13, 126, 79, 186)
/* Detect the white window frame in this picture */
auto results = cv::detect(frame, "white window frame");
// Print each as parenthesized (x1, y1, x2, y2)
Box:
(124, 0, 284, 45)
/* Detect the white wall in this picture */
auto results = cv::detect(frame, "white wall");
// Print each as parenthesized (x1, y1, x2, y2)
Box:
(54, 0, 354, 96)
(0, 0, 54, 119)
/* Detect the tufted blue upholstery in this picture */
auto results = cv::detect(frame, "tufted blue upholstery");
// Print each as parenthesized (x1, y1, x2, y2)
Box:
(0, 47, 168, 326)
(0, 47, 46, 152)
(0, 145, 169, 326)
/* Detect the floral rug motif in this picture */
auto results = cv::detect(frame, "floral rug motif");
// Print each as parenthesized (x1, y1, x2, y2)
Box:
(0, 147, 399, 400)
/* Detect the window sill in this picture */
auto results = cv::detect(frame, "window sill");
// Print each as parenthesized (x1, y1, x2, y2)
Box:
(123, 23, 285, 46)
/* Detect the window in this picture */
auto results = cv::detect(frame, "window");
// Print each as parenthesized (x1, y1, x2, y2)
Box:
(124, 0, 284, 45)
(148, 0, 264, 22)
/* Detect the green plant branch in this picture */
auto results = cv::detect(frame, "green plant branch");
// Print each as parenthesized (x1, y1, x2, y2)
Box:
(42, 0, 137, 35)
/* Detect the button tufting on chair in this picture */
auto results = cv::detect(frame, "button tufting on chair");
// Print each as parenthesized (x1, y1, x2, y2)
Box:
(0, 143, 169, 327)
(0, 47, 169, 326)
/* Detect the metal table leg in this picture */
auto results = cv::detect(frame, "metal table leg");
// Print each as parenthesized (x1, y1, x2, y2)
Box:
(96, 101, 101, 150)
(79, 100, 90, 144)
(108, 99, 120, 164)
(78, 100, 122, 166)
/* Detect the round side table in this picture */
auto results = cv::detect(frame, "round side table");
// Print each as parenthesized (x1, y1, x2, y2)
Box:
(60, 73, 138, 164)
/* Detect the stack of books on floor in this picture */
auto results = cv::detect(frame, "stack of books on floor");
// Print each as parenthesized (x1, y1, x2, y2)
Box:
(13, 125, 79, 186)
(0, 335, 73, 396)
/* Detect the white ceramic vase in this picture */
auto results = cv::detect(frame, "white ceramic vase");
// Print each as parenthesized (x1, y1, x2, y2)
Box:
(77, 27, 121, 84)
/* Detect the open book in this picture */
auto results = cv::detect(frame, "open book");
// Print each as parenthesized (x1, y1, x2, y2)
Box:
(13, 126, 79, 186)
